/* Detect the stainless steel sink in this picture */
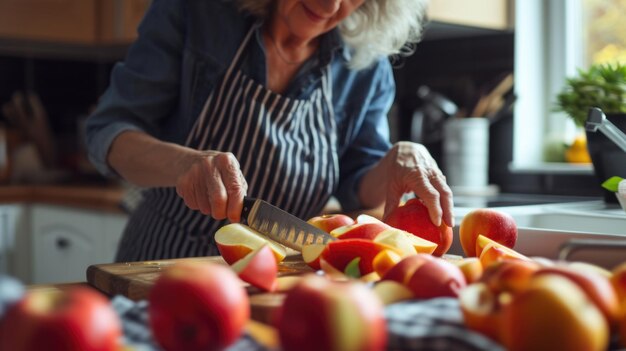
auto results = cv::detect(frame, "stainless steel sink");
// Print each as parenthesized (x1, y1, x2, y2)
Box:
(450, 200, 626, 269)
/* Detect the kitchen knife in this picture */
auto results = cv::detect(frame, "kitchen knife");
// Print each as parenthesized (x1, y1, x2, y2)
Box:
(241, 197, 337, 251)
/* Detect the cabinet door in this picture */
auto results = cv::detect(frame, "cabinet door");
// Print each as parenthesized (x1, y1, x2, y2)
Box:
(31, 205, 105, 284)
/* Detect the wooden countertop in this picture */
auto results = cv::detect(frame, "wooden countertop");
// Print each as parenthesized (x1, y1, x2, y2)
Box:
(0, 184, 125, 213)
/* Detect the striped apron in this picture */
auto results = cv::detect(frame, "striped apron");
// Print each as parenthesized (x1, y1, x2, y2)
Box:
(115, 26, 339, 262)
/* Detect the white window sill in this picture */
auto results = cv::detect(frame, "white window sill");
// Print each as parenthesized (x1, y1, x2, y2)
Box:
(508, 162, 594, 175)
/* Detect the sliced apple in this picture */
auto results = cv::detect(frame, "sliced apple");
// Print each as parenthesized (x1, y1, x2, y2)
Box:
(477, 235, 530, 269)
(459, 282, 502, 341)
(382, 254, 434, 285)
(372, 249, 403, 278)
(452, 257, 484, 284)
(231, 245, 278, 292)
(373, 280, 414, 305)
(302, 244, 327, 270)
(406, 256, 467, 298)
(321, 238, 394, 275)
(404, 232, 438, 254)
(479, 259, 541, 295)
(215, 223, 287, 265)
(330, 222, 389, 240)
(355, 214, 385, 224)
(307, 214, 355, 234)
(373, 229, 416, 257)
(320, 258, 348, 281)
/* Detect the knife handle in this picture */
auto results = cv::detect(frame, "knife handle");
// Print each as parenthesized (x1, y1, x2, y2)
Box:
(241, 197, 257, 225)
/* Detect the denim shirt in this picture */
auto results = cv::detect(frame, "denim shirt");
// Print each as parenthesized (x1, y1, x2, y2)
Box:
(86, 0, 395, 212)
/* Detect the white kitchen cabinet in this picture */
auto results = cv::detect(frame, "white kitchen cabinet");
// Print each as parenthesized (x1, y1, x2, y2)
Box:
(0, 204, 28, 280)
(31, 205, 127, 284)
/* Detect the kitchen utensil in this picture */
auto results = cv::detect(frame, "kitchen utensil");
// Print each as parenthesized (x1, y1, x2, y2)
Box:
(471, 73, 514, 117)
(241, 197, 337, 251)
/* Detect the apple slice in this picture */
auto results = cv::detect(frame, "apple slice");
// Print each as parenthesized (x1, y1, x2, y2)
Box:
(406, 256, 467, 298)
(231, 245, 278, 292)
(215, 223, 287, 265)
(322, 239, 394, 275)
(302, 244, 327, 270)
(452, 257, 484, 284)
(275, 276, 304, 293)
(320, 258, 348, 281)
(373, 229, 420, 256)
(355, 214, 385, 224)
(373, 280, 414, 305)
(372, 249, 403, 278)
(330, 222, 389, 240)
(404, 232, 438, 254)
(307, 214, 355, 234)
(382, 254, 434, 285)
(459, 282, 502, 341)
(477, 235, 530, 268)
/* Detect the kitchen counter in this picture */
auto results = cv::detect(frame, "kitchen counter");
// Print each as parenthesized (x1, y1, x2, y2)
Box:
(0, 184, 125, 213)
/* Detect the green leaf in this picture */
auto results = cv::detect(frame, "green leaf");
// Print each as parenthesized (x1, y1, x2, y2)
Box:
(601, 176, 624, 192)
(344, 257, 361, 278)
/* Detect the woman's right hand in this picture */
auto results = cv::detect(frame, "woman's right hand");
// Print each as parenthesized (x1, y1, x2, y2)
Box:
(175, 151, 248, 223)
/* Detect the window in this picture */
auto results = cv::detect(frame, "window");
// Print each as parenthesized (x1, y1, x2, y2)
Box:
(511, 0, 625, 173)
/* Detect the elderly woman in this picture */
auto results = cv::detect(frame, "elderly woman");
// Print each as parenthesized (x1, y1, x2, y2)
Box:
(86, 0, 454, 262)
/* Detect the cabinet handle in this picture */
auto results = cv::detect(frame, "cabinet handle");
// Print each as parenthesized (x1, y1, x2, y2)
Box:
(56, 237, 71, 249)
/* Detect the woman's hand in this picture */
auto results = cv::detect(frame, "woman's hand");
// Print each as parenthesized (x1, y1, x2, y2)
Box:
(382, 141, 454, 227)
(175, 151, 248, 223)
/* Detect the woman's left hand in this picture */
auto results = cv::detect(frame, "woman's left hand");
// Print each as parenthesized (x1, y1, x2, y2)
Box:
(382, 141, 454, 227)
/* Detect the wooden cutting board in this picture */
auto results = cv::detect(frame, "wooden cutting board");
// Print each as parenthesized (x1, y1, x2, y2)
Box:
(86, 254, 313, 323)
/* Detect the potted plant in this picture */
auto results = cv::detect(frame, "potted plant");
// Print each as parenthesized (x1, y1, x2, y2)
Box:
(555, 63, 626, 203)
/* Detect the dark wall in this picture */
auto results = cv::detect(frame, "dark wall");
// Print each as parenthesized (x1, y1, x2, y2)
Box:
(391, 29, 602, 198)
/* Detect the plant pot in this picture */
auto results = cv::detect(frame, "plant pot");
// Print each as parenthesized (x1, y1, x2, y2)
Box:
(585, 113, 626, 203)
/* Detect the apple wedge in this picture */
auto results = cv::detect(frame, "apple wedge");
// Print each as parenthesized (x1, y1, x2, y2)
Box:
(330, 222, 389, 240)
(322, 239, 394, 275)
(302, 244, 327, 270)
(374, 228, 437, 256)
(373, 280, 414, 305)
(215, 223, 287, 265)
(231, 245, 278, 292)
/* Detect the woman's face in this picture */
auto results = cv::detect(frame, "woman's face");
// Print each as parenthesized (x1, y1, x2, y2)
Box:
(275, 0, 366, 41)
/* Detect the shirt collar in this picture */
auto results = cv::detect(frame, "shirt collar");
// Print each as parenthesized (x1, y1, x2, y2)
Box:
(320, 27, 352, 64)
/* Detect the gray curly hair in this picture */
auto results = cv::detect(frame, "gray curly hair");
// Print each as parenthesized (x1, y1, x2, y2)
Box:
(235, 0, 428, 69)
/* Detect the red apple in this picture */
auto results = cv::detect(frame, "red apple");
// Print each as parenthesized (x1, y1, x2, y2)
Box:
(533, 266, 621, 327)
(0, 287, 122, 351)
(406, 255, 467, 298)
(330, 222, 390, 240)
(459, 209, 517, 257)
(384, 198, 453, 256)
(382, 254, 434, 285)
(231, 245, 278, 292)
(307, 214, 355, 234)
(277, 274, 387, 351)
(149, 262, 250, 351)
(215, 223, 287, 265)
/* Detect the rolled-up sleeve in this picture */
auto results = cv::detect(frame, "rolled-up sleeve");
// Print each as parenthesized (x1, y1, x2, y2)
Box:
(335, 59, 395, 211)
(85, 0, 184, 176)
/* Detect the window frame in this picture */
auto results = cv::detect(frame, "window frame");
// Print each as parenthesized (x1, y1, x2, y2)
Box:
(511, 0, 592, 174)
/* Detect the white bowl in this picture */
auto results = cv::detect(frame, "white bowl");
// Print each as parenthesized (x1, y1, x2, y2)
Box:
(617, 192, 626, 213)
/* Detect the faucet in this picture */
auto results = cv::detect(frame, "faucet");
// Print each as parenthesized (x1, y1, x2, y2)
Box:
(585, 107, 626, 152)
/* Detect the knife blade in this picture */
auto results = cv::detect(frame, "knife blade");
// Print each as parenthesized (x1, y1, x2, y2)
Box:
(241, 197, 337, 251)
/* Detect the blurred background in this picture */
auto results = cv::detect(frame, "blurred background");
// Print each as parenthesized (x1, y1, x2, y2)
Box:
(0, 0, 625, 285)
